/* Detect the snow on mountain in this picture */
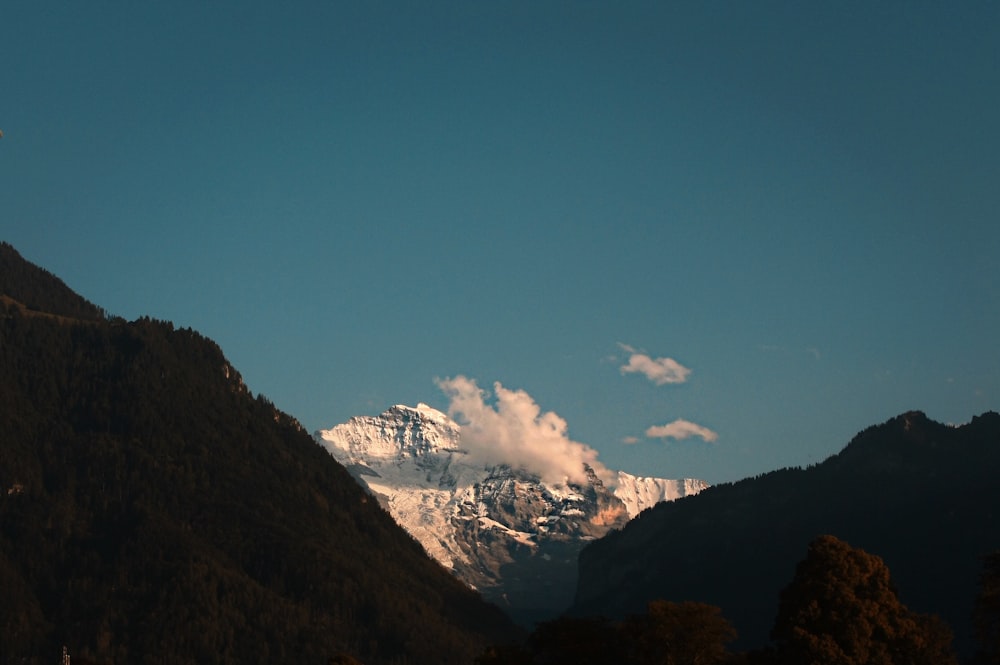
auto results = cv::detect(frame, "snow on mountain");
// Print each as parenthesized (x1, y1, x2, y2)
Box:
(614, 471, 709, 518)
(316, 404, 472, 568)
(315, 403, 708, 616)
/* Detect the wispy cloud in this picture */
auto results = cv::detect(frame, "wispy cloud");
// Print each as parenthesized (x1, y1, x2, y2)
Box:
(435, 375, 609, 485)
(621, 435, 640, 445)
(645, 419, 719, 443)
(618, 343, 691, 385)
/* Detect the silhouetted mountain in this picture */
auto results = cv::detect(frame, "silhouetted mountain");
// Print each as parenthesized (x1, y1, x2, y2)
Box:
(0, 244, 518, 665)
(572, 410, 1000, 657)
(0, 242, 105, 321)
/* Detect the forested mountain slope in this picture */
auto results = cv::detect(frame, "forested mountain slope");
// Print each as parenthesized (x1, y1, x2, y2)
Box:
(0, 244, 518, 665)
(572, 410, 1000, 657)
(0, 242, 105, 321)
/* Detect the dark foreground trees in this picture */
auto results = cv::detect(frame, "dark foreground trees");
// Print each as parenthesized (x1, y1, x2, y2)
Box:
(479, 535, 960, 665)
(623, 601, 737, 665)
(769, 535, 957, 665)
(477, 601, 737, 665)
(974, 551, 1000, 664)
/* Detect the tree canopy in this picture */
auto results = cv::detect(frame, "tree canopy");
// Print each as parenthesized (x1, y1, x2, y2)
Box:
(770, 535, 957, 665)
(477, 600, 737, 665)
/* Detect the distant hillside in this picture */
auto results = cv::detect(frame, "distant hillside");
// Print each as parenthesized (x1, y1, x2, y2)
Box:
(572, 411, 1000, 657)
(0, 242, 105, 321)
(0, 244, 518, 665)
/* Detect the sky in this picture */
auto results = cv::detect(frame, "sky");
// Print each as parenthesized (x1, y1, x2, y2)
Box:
(2, 2, 998, 485)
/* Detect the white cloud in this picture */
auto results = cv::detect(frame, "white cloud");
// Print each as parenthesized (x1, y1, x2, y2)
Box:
(645, 419, 719, 443)
(621, 435, 640, 445)
(435, 375, 609, 485)
(618, 343, 691, 385)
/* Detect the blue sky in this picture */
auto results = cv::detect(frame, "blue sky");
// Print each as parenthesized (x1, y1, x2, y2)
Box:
(3, 2, 998, 484)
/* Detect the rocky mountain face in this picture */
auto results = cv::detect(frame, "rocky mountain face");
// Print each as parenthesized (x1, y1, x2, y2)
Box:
(315, 403, 707, 620)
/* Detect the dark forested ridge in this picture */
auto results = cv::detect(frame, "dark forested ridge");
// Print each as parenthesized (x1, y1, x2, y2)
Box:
(0, 243, 106, 322)
(0, 244, 518, 664)
(480, 534, 964, 664)
(572, 409, 1000, 657)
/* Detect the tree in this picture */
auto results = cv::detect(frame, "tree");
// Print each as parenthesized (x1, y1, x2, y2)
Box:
(770, 535, 957, 665)
(475, 643, 534, 665)
(527, 616, 621, 665)
(624, 600, 736, 665)
(327, 654, 363, 665)
(974, 550, 1000, 664)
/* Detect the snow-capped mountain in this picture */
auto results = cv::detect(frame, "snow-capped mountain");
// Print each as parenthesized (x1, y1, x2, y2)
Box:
(614, 471, 709, 518)
(315, 403, 708, 616)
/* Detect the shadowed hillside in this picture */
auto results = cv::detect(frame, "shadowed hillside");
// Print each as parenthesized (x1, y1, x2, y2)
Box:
(0, 242, 106, 321)
(0, 244, 518, 665)
(572, 410, 1000, 657)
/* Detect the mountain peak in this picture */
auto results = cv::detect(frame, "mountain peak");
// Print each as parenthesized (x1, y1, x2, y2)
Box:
(316, 402, 460, 462)
(831, 410, 956, 471)
(386, 402, 452, 424)
(314, 404, 708, 619)
(896, 410, 930, 431)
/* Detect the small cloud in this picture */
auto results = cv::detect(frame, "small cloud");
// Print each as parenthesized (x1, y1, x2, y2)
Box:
(621, 435, 640, 445)
(645, 419, 719, 443)
(618, 343, 691, 385)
